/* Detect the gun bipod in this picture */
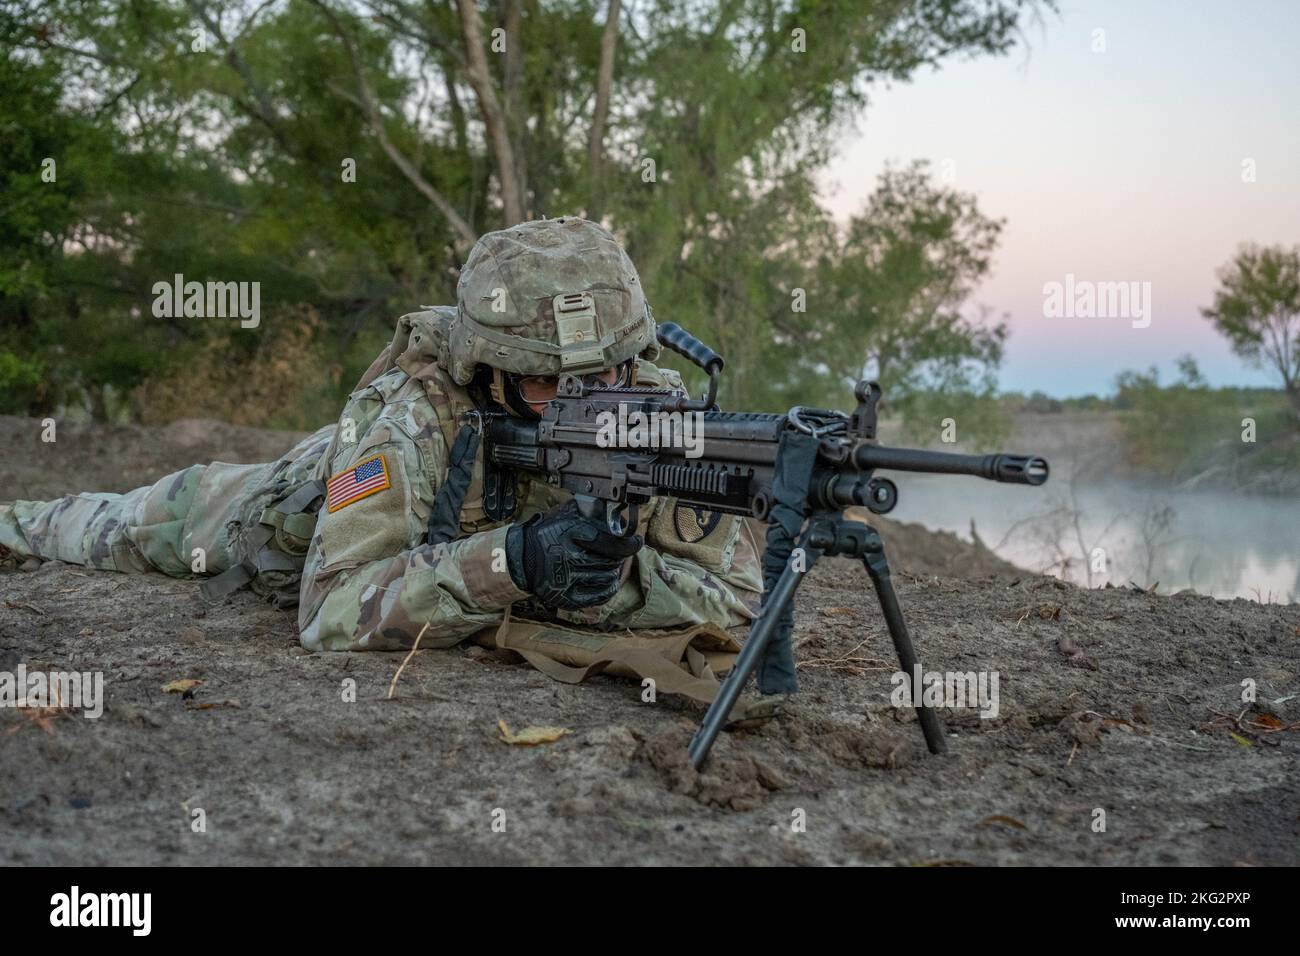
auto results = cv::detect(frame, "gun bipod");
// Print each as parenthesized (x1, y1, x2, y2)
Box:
(687, 510, 948, 769)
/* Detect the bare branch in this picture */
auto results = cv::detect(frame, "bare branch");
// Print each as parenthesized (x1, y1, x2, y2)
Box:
(502, 0, 528, 211)
(361, 0, 464, 64)
(309, 0, 477, 248)
(456, 0, 524, 224)
(187, 0, 291, 152)
(23, 36, 126, 68)
(587, 0, 621, 221)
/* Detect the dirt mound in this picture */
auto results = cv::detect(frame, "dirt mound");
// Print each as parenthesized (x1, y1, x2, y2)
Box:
(3, 552, 1297, 866)
(860, 513, 1020, 577)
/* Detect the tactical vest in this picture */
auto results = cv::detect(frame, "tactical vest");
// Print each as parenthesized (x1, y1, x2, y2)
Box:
(198, 429, 333, 609)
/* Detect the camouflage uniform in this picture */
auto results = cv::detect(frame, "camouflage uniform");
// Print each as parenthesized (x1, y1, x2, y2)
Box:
(296, 332, 761, 652)
(0, 427, 333, 588)
(0, 218, 763, 658)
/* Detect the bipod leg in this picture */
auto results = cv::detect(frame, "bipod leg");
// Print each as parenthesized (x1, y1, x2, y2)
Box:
(688, 530, 823, 770)
(861, 541, 948, 755)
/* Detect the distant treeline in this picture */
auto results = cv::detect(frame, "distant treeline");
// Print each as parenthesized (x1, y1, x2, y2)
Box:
(1003, 358, 1298, 492)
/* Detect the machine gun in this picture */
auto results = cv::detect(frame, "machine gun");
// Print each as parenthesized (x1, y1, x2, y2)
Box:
(474, 322, 1049, 768)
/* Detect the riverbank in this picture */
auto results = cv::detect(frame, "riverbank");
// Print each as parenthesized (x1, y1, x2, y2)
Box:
(2, 416, 1297, 865)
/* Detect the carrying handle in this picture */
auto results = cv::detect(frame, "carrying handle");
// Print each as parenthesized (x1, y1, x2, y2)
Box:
(656, 322, 723, 374)
(655, 322, 723, 412)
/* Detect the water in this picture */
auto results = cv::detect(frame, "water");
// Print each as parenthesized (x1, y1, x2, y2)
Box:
(881, 474, 1299, 603)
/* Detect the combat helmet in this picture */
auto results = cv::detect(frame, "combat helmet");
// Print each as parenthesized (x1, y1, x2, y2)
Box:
(447, 216, 660, 386)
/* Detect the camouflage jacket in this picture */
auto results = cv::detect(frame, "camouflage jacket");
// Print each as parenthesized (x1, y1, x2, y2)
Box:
(296, 312, 763, 652)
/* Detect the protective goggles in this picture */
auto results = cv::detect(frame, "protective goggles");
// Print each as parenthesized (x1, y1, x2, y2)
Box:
(514, 363, 630, 405)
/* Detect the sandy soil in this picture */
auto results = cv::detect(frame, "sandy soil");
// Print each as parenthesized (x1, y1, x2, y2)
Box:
(2, 416, 1297, 866)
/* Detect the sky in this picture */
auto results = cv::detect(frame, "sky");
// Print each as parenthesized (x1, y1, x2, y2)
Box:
(818, 0, 1300, 397)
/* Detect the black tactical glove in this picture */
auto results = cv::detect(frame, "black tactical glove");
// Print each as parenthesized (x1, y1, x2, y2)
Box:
(505, 499, 643, 610)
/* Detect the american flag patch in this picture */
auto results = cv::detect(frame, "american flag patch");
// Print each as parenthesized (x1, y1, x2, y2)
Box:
(326, 454, 391, 513)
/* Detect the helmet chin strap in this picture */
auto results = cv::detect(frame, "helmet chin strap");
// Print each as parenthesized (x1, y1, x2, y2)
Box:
(466, 365, 526, 418)
(490, 367, 508, 407)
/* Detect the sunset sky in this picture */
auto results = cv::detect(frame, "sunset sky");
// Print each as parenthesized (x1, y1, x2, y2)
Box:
(820, 0, 1300, 397)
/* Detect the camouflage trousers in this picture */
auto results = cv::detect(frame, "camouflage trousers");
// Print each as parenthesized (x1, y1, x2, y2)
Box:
(0, 427, 334, 584)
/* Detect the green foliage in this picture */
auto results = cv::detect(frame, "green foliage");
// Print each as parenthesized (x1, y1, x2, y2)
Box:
(0, 350, 45, 413)
(799, 161, 1009, 445)
(894, 387, 1010, 449)
(1201, 243, 1300, 420)
(1113, 356, 1298, 484)
(1000, 391, 1110, 414)
(1, 0, 1047, 423)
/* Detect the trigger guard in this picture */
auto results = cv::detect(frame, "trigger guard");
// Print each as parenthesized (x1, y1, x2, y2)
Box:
(606, 501, 638, 537)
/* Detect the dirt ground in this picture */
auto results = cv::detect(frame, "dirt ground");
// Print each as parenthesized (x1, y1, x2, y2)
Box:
(2, 416, 1297, 866)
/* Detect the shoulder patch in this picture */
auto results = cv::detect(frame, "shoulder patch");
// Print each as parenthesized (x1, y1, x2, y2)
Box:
(674, 504, 721, 543)
(327, 453, 391, 513)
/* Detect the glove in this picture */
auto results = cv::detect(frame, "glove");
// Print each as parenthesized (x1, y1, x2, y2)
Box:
(505, 499, 643, 610)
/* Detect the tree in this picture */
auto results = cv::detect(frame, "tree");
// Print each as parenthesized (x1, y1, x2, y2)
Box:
(0, 43, 171, 416)
(1201, 243, 1300, 421)
(803, 162, 1008, 445)
(5, 0, 1051, 418)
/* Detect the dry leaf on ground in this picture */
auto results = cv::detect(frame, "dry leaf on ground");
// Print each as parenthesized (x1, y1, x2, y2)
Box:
(162, 679, 203, 694)
(498, 719, 569, 746)
(978, 814, 1029, 830)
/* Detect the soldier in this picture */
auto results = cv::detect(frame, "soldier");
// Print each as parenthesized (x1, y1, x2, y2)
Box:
(1, 218, 764, 704)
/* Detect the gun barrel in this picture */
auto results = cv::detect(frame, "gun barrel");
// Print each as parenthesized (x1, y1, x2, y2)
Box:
(853, 445, 1049, 486)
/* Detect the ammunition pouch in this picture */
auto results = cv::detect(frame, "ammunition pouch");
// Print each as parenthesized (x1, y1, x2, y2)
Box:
(200, 479, 325, 609)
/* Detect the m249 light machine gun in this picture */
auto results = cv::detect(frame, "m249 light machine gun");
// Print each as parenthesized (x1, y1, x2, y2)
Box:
(476, 322, 1050, 768)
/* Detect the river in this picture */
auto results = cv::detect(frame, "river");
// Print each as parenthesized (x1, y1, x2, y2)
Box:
(882, 474, 1299, 603)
